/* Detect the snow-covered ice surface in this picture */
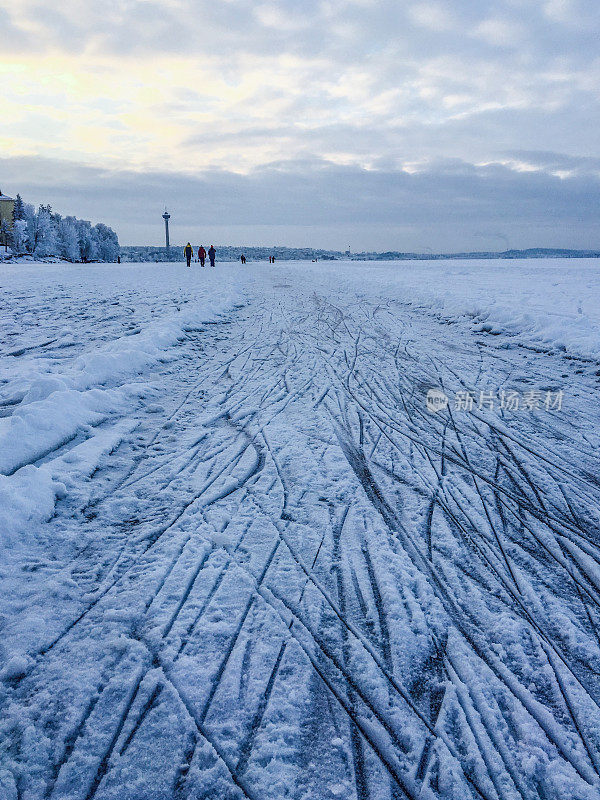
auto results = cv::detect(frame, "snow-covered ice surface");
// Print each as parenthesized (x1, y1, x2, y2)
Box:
(334, 258, 600, 362)
(1, 258, 600, 800)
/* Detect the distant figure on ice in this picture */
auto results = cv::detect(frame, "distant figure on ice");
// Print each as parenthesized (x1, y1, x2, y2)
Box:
(184, 242, 193, 268)
(208, 245, 216, 267)
(240, 254, 246, 264)
(198, 245, 206, 267)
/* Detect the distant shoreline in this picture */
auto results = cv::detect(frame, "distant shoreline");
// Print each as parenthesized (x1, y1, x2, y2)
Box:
(3, 247, 599, 266)
(119, 246, 600, 263)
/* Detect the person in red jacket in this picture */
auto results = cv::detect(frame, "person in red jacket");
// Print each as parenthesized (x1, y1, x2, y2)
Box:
(198, 246, 206, 267)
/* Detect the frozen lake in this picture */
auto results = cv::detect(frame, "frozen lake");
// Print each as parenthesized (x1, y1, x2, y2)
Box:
(1, 258, 600, 800)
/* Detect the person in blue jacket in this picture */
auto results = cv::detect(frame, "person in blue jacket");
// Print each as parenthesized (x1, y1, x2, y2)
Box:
(184, 242, 193, 268)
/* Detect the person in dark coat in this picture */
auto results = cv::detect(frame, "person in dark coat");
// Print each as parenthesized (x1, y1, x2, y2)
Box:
(240, 254, 246, 264)
(184, 242, 193, 267)
(208, 245, 216, 267)
(198, 246, 206, 267)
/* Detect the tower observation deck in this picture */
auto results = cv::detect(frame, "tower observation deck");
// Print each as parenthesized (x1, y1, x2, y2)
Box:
(162, 210, 171, 252)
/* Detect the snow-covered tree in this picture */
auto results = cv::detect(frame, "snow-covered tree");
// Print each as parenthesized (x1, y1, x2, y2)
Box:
(32, 205, 59, 258)
(58, 217, 80, 262)
(0, 220, 10, 251)
(76, 219, 98, 262)
(93, 223, 120, 262)
(8, 195, 119, 261)
(12, 194, 25, 222)
(22, 203, 37, 253)
(9, 219, 28, 254)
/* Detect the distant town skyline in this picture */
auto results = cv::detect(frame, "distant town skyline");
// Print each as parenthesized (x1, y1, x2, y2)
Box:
(1, 0, 599, 251)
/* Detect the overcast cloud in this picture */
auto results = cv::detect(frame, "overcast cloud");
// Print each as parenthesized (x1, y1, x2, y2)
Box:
(1, 0, 598, 250)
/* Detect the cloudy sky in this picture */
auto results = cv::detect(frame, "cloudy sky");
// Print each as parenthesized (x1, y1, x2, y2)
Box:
(1, 0, 599, 251)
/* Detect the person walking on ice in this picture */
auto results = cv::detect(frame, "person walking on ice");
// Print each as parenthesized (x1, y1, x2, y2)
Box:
(198, 245, 206, 267)
(184, 242, 193, 268)
(208, 245, 216, 267)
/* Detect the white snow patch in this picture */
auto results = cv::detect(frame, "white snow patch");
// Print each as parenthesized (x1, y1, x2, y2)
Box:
(0, 465, 65, 552)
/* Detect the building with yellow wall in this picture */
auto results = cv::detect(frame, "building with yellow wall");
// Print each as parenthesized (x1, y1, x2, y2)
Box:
(0, 190, 15, 228)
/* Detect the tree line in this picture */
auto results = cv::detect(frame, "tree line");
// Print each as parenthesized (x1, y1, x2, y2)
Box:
(1, 195, 120, 262)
